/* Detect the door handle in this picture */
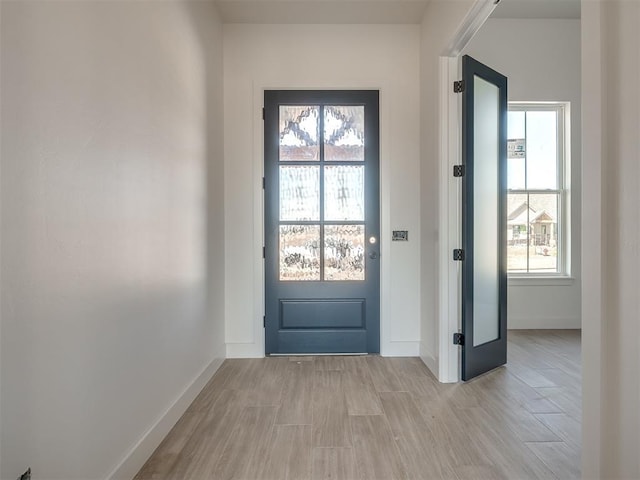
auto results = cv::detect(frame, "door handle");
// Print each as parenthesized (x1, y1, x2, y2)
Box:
(369, 251, 379, 260)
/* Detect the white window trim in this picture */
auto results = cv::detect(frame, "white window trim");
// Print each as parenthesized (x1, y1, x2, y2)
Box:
(508, 276, 574, 286)
(507, 101, 571, 279)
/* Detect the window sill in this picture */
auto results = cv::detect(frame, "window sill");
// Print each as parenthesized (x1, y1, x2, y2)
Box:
(508, 276, 575, 286)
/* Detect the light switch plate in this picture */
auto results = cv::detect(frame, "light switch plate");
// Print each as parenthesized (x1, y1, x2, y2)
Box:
(392, 230, 408, 241)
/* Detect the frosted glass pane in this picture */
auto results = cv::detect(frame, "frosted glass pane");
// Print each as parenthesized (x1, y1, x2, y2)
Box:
(324, 165, 365, 221)
(324, 106, 365, 161)
(473, 76, 500, 347)
(279, 106, 319, 161)
(279, 225, 320, 281)
(280, 166, 319, 221)
(324, 225, 365, 281)
(526, 111, 557, 189)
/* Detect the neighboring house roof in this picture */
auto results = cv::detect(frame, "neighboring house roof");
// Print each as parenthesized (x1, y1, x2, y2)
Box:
(507, 202, 556, 226)
(530, 210, 555, 224)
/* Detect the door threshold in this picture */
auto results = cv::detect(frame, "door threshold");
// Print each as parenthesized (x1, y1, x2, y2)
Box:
(269, 353, 368, 356)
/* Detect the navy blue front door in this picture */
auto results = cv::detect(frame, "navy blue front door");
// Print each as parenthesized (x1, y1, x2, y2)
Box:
(264, 90, 380, 354)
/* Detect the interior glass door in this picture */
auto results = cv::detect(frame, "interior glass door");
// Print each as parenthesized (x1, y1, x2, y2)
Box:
(460, 55, 508, 380)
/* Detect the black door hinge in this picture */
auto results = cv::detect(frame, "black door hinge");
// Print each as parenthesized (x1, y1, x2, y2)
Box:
(262, 177, 265, 189)
(453, 333, 465, 346)
(263, 246, 266, 258)
(263, 315, 266, 328)
(453, 249, 465, 261)
(262, 107, 265, 120)
(453, 165, 465, 177)
(453, 80, 465, 93)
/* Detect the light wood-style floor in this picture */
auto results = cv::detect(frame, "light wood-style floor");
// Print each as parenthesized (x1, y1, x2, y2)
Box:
(135, 329, 581, 480)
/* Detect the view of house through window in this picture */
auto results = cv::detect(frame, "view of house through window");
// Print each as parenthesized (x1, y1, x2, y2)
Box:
(507, 103, 567, 274)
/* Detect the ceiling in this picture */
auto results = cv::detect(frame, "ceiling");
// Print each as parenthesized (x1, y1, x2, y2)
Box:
(214, 0, 580, 24)
(491, 0, 581, 19)
(215, 0, 431, 24)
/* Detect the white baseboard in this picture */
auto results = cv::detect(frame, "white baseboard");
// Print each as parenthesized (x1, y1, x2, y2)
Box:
(419, 341, 438, 376)
(381, 340, 420, 357)
(226, 342, 265, 358)
(509, 317, 581, 330)
(106, 347, 225, 480)
(420, 355, 438, 377)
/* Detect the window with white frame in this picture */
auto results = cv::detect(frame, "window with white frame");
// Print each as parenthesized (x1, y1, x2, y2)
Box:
(507, 103, 568, 275)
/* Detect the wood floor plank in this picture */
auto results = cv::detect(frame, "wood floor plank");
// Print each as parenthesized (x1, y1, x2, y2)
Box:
(445, 382, 483, 409)
(258, 425, 312, 480)
(342, 357, 383, 415)
(467, 367, 541, 407)
(521, 396, 564, 415)
(534, 413, 581, 450)
(454, 464, 509, 480)
(548, 354, 582, 380)
(248, 357, 290, 406)
(312, 370, 352, 447)
(276, 360, 314, 425)
(387, 357, 441, 398)
(455, 406, 558, 480)
(535, 368, 582, 394)
(350, 415, 408, 480)
(365, 355, 404, 392)
(315, 355, 345, 371)
(508, 342, 557, 370)
(508, 363, 559, 388)
(412, 399, 490, 470)
(535, 386, 582, 421)
(478, 393, 563, 443)
(211, 406, 277, 480)
(526, 442, 581, 479)
(387, 356, 433, 378)
(379, 391, 460, 479)
(178, 389, 251, 479)
(224, 357, 289, 407)
(134, 412, 204, 480)
(222, 358, 259, 390)
(139, 389, 250, 480)
(186, 361, 239, 413)
(311, 448, 357, 480)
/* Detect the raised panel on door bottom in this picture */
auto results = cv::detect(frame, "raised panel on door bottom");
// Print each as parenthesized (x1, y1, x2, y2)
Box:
(280, 299, 365, 329)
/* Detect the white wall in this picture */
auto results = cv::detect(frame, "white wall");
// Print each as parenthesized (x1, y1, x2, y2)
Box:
(224, 24, 422, 357)
(0, 2, 225, 479)
(464, 19, 582, 329)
